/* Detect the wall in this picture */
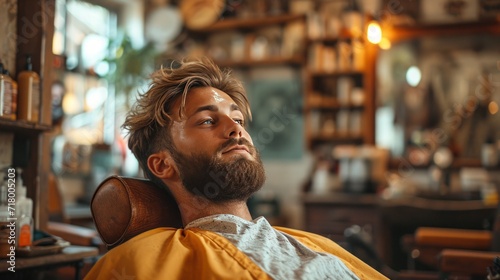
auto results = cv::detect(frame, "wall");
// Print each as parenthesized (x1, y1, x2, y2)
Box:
(0, 0, 17, 74)
(263, 157, 313, 229)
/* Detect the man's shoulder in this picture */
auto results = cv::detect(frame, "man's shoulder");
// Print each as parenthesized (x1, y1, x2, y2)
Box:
(272, 226, 334, 244)
(271, 226, 356, 259)
(272, 226, 389, 280)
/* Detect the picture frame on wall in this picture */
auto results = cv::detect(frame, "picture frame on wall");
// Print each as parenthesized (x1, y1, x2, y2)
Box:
(480, 0, 500, 19)
(247, 78, 304, 160)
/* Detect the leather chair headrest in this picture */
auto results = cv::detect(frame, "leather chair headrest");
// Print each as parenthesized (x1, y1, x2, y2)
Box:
(91, 175, 183, 250)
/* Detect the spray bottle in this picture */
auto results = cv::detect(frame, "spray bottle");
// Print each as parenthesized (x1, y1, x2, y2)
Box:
(15, 168, 33, 248)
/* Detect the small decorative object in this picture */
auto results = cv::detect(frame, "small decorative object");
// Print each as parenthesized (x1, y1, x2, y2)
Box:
(281, 21, 306, 57)
(307, 12, 324, 40)
(352, 39, 365, 70)
(349, 111, 362, 136)
(341, 1, 363, 38)
(420, 0, 480, 23)
(482, 137, 499, 168)
(321, 116, 336, 136)
(444, 0, 467, 17)
(337, 41, 352, 71)
(180, 0, 225, 30)
(230, 34, 245, 61)
(336, 110, 350, 135)
(312, 161, 330, 194)
(433, 146, 454, 194)
(480, 0, 500, 19)
(250, 36, 269, 60)
(336, 77, 353, 105)
(325, 17, 342, 38)
(351, 87, 365, 106)
(322, 46, 336, 72)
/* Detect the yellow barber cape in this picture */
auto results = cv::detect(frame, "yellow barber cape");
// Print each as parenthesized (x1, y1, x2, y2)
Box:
(85, 227, 388, 280)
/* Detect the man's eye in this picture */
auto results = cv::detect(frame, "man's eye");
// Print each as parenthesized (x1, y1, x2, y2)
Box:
(201, 119, 215, 125)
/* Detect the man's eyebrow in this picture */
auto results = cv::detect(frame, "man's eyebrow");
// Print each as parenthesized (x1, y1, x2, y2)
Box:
(191, 104, 242, 116)
(230, 104, 241, 112)
(193, 105, 218, 115)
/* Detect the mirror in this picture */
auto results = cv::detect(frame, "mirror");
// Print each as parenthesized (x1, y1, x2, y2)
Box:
(375, 33, 500, 167)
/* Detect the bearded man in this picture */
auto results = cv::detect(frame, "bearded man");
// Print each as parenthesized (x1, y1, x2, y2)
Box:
(85, 58, 387, 280)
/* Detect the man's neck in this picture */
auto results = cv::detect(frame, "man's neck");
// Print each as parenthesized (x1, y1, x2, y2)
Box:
(178, 195, 253, 226)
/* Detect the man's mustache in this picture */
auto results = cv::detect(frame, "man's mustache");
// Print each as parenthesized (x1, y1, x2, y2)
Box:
(218, 138, 257, 156)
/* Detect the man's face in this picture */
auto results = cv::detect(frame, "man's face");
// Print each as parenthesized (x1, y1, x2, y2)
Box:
(169, 87, 265, 202)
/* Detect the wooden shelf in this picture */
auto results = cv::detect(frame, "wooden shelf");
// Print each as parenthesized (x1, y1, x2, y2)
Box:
(216, 56, 305, 68)
(307, 35, 362, 44)
(310, 134, 364, 143)
(310, 70, 364, 77)
(195, 14, 306, 32)
(306, 97, 364, 110)
(0, 245, 98, 273)
(0, 118, 52, 135)
(386, 19, 500, 42)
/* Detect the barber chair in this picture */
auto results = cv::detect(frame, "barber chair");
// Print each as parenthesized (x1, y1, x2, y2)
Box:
(90, 175, 182, 249)
(404, 205, 500, 279)
(409, 227, 498, 278)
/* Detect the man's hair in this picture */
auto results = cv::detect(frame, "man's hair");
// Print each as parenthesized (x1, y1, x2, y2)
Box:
(122, 57, 251, 188)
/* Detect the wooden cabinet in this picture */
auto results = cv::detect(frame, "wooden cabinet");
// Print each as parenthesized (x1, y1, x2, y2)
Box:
(303, 193, 498, 270)
(302, 193, 383, 259)
(0, 0, 55, 230)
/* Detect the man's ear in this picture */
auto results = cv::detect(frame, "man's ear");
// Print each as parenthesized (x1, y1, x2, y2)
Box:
(147, 152, 176, 179)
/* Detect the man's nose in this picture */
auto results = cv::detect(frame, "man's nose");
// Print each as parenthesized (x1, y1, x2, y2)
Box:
(223, 117, 243, 139)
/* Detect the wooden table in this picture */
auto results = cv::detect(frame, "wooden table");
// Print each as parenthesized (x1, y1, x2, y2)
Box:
(0, 245, 99, 279)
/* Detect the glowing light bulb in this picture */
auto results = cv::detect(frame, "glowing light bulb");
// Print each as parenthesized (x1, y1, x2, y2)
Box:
(489, 101, 499, 115)
(367, 21, 382, 44)
(406, 66, 421, 87)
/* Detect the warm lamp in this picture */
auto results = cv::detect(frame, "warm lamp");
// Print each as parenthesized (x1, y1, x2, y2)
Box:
(366, 20, 382, 44)
(62, 92, 80, 115)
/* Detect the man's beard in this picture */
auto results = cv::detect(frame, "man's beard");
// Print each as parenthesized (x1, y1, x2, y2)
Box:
(170, 138, 266, 203)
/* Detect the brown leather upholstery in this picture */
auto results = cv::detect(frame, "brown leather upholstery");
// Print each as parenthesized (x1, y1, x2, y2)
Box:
(415, 227, 492, 250)
(91, 175, 183, 250)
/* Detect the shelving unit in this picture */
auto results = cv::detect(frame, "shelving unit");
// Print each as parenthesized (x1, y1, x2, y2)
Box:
(304, 21, 375, 150)
(196, 14, 306, 32)
(0, 0, 55, 230)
